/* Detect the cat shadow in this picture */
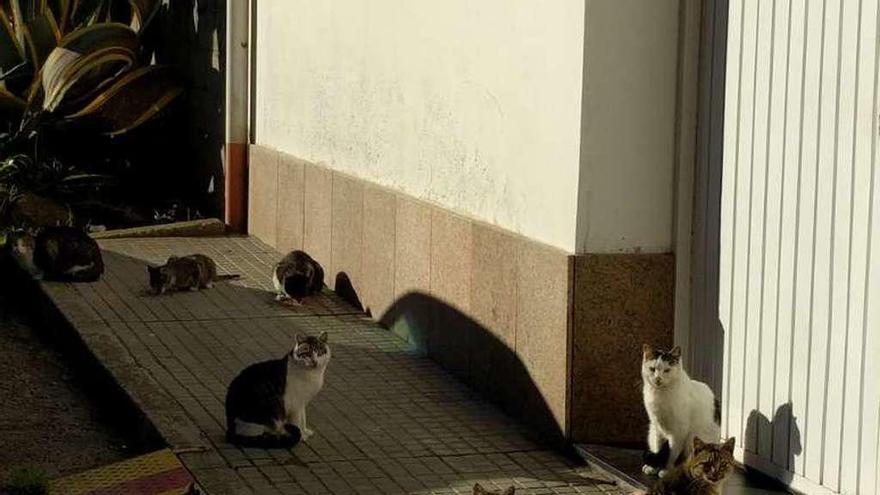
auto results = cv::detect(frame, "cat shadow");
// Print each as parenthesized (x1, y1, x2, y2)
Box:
(743, 403, 802, 487)
(334, 272, 365, 313)
(379, 291, 567, 447)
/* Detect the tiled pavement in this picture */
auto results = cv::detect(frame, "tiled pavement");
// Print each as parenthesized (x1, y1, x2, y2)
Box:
(36, 236, 624, 495)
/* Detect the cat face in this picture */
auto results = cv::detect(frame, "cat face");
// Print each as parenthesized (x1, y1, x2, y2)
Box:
(688, 437, 736, 483)
(283, 273, 313, 300)
(642, 344, 683, 388)
(473, 483, 515, 495)
(148, 265, 171, 294)
(290, 332, 330, 368)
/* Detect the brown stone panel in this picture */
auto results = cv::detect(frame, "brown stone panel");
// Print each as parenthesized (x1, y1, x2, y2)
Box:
(330, 173, 365, 297)
(246, 146, 278, 246)
(470, 224, 518, 399)
(429, 208, 473, 378)
(570, 253, 675, 445)
(275, 153, 306, 254)
(515, 240, 572, 439)
(389, 196, 433, 347)
(303, 164, 333, 271)
(361, 184, 397, 319)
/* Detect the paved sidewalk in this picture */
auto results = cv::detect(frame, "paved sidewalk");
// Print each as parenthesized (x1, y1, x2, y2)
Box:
(37, 236, 623, 495)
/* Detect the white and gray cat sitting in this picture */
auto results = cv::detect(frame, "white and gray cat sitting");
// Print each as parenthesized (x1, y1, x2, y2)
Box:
(5, 226, 104, 282)
(147, 254, 239, 294)
(225, 331, 331, 448)
(273, 250, 325, 304)
(641, 344, 720, 478)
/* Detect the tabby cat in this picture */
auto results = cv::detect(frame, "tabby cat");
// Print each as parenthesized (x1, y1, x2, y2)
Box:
(7, 226, 104, 282)
(148, 254, 239, 294)
(473, 483, 514, 495)
(273, 250, 325, 303)
(645, 437, 736, 495)
(225, 332, 331, 448)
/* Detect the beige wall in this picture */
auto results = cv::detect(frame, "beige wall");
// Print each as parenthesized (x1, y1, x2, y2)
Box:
(576, 0, 681, 254)
(254, 0, 585, 252)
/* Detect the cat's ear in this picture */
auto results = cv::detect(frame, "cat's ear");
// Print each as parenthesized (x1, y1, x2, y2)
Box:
(318, 331, 328, 343)
(722, 437, 736, 453)
(693, 436, 706, 451)
(167, 255, 178, 263)
(642, 344, 655, 361)
(295, 333, 307, 344)
(670, 346, 682, 359)
(472, 483, 486, 495)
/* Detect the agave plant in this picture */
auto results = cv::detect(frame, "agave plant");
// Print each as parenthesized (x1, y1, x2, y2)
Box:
(0, 0, 183, 140)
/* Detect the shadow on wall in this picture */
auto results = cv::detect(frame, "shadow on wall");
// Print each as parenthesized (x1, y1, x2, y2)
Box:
(378, 291, 565, 446)
(155, 0, 227, 216)
(743, 404, 803, 487)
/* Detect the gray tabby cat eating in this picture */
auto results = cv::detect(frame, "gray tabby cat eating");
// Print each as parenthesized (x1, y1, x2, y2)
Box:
(225, 332, 330, 448)
(147, 254, 239, 294)
(273, 250, 325, 304)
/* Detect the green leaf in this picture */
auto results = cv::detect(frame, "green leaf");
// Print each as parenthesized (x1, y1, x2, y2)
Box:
(0, 7, 25, 74)
(69, 0, 105, 28)
(47, 0, 71, 33)
(40, 22, 137, 112)
(23, 10, 59, 70)
(65, 64, 182, 135)
(127, 0, 157, 31)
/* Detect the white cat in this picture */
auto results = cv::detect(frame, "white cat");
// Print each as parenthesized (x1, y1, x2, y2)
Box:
(641, 344, 720, 478)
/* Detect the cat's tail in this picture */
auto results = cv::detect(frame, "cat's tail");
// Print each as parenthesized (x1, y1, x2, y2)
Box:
(215, 274, 241, 281)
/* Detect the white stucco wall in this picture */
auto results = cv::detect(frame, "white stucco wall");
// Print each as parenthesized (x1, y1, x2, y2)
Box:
(576, 0, 681, 254)
(254, 0, 585, 252)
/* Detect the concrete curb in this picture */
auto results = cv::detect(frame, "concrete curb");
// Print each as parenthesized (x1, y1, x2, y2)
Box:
(91, 219, 227, 240)
(1, 255, 204, 454)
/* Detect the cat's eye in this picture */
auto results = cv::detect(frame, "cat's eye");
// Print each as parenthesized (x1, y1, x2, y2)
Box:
(663, 369, 670, 373)
(649, 367, 656, 372)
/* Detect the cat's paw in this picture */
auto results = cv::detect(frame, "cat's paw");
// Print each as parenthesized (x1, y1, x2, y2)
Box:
(301, 428, 315, 441)
(658, 469, 671, 478)
(275, 294, 288, 301)
(642, 465, 658, 475)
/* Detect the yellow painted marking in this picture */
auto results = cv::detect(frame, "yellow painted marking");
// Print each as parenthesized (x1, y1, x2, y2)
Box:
(50, 449, 183, 495)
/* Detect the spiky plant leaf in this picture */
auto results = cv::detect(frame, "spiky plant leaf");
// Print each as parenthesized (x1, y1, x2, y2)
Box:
(0, 7, 25, 74)
(23, 10, 60, 70)
(69, 0, 105, 29)
(65, 64, 181, 135)
(40, 22, 137, 112)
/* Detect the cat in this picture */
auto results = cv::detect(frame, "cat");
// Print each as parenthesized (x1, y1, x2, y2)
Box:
(5, 228, 40, 276)
(643, 437, 736, 495)
(6, 226, 104, 282)
(273, 250, 325, 304)
(147, 254, 239, 294)
(473, 483, 515, 495)
(225, 331, 331, 448)
(642, 344, 720, 478)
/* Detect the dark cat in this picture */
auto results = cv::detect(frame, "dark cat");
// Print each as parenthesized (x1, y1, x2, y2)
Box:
(645, 437, 736, 495)
(273, 250, 324, 303)
(7, 226, 105, 282)
(147, 254, 239, 294)
(473, 483, 515, 494)
(225, 332, 331, 448)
